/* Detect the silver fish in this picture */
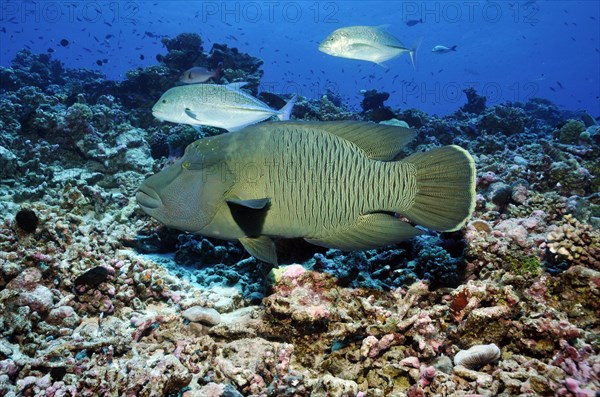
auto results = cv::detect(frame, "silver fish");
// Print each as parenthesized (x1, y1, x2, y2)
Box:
(179, 66, 219, 84)
(432, 45, 457, 54)
(152, 82, 297, 132)
(319, 25, 421, 68)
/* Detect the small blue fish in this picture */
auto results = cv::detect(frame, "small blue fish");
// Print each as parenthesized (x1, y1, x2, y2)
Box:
(432, 45, 457, 54)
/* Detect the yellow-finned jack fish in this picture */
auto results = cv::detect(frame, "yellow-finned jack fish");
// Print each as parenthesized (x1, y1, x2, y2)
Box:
(319, 25, 421, 69)
(152, 82, 297, 132)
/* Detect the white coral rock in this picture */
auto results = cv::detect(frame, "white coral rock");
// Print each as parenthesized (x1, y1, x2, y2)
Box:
(453, 343, 501, 369)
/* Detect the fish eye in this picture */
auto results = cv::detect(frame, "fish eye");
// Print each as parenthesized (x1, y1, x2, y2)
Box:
(162, 99, 167, 104)
(182, 161, 191, 170)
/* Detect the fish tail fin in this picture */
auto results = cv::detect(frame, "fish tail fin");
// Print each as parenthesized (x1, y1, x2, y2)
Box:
(277, 94, 297, 121)
(403, 145, 476, 231)
(409, 37, 423, 70)
(451, 45, 457, 51)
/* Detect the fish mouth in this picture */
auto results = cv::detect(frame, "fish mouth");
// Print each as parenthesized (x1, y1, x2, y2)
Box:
(318, 44, 333, 55)
(152, 110, 167, 121)
(136, 186, 162, 210)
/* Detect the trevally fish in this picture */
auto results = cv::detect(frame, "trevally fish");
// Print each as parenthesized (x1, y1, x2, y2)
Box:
(179, 66, 220, 84)
(152, 82, 297, 132)
(319, 25, 421, 68)
(137, 121, 476, 264)
(432, 45, 457, 54)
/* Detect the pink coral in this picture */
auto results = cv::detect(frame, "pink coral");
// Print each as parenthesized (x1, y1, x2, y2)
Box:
(400, 356, 420, 368)
(419, 365, 436, 387)
(552, 340, 595, 382)
(561, 378, 595, 397)
(283, 264, 307, 279)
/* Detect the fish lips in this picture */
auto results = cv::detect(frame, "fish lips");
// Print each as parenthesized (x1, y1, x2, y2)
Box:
(136, 185, 162, 210)
(318, 42, 337, 56)
(151, 109, 167, 121)
(318, 43, 330, 53)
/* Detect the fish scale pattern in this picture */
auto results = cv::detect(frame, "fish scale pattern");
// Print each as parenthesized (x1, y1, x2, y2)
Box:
(259, 126, 416, 238)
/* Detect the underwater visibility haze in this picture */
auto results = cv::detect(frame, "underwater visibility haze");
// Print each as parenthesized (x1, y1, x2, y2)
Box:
(0, 1, 599, 396)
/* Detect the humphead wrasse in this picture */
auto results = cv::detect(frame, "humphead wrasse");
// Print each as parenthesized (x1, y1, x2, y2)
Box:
(137, 121, 476, 264)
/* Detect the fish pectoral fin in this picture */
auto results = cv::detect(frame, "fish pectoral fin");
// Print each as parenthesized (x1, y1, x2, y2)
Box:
(305, 213, 423, 251)
(226, 197, 270, 209)
(350, 43, 380, 50)
(184, 108, 200, 120)
(239, 236, 278, 265)
(385, 44, 409, 50)
(227, 197, 270, 236)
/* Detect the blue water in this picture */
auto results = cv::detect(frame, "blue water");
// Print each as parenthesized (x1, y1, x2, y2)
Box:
(1, 0, 598, 116)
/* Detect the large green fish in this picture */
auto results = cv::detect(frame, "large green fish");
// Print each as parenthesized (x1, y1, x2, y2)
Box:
(136, 121, 476, 264)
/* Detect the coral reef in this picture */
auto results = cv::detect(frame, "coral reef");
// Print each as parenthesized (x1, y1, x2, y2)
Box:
(360, 89, 395, 122)
(460, 87, 487, 114)
(207, 43, 264, 94)
(291, 94, 358, 122)
(0, 42, 599, 397)
(554, 119, 586, 144)
(478, 105, 527, 135)
(157, 33, 205, 71)
(545, 214, 600, 271)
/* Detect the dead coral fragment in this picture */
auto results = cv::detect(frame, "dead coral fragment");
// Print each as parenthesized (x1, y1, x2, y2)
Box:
(181, 306, 221, 326)
(468, 219, 492, 234)
(454, 343, 501, 369)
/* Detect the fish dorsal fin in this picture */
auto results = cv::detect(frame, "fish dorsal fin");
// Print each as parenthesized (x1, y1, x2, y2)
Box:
(239, 236, 278, 265)
(305, 213, 423, 251)
(302, 121, 415, 161)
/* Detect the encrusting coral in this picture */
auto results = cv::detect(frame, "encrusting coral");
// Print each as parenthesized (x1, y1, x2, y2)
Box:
(545, 214, 600, 271)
